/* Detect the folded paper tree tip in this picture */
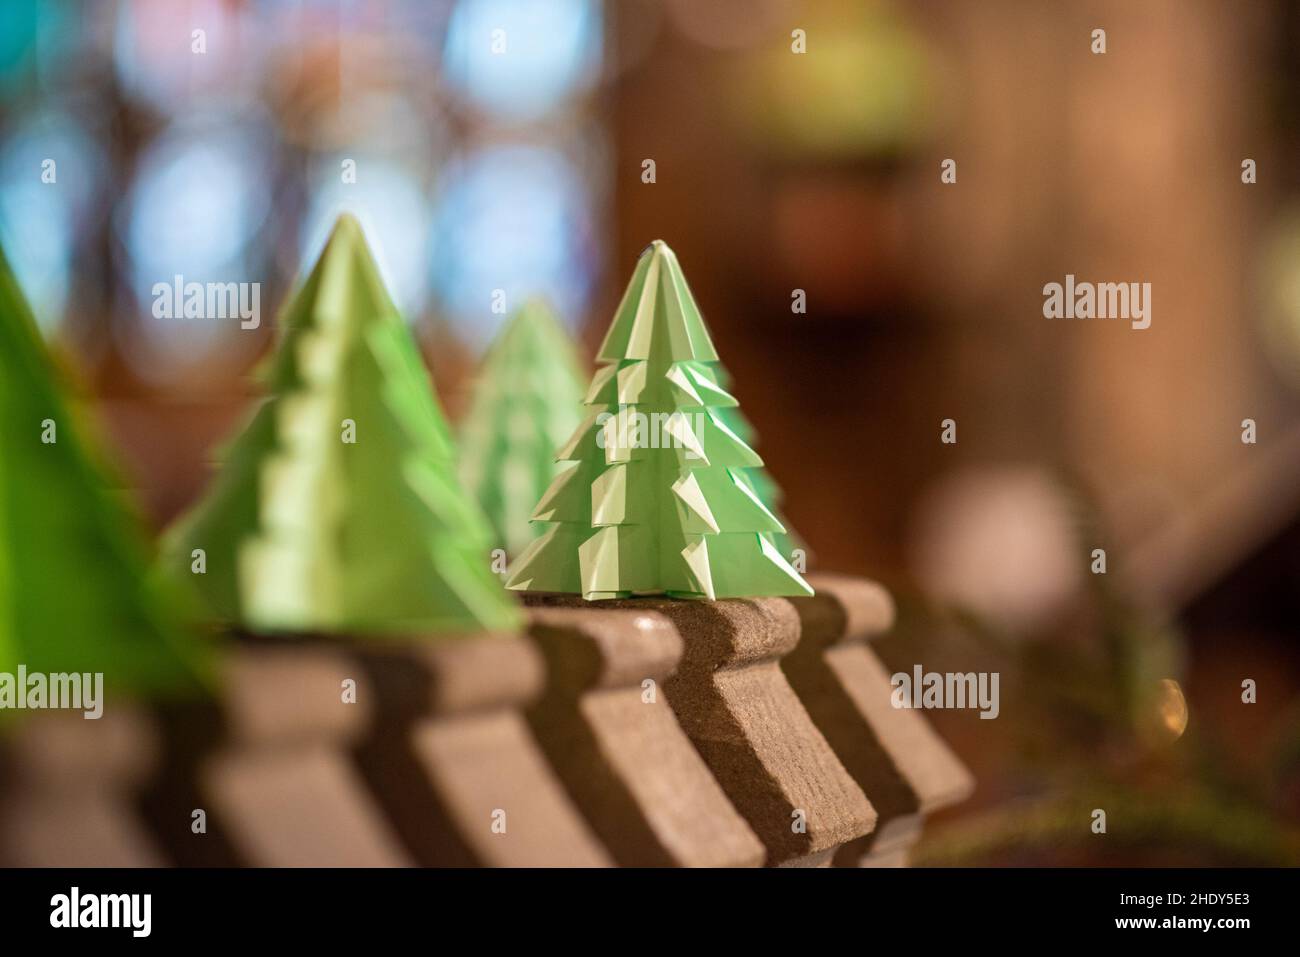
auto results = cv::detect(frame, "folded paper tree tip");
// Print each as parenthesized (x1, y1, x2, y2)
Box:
(0, 245, 214, 702)
(163, 214, 520, 637)
(506, 240, 814, 601)
(458, 299, 586, 559)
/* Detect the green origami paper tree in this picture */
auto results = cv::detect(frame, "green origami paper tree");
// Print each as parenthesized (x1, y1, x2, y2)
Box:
(709, 367, 805, 563)
(0, 247, 212, 700)
(458, 299, 586, 558)
(164, 214, 519, 636)
(506, 240, 813, 601)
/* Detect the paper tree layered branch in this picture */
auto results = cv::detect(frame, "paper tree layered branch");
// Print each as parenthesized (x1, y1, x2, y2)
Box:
(458, 300, 586, 558)
(0, 247, 212, 699)
(709, 365, 806, 564)
(507, 240, 813, 600)
(165, 214, 520, 636)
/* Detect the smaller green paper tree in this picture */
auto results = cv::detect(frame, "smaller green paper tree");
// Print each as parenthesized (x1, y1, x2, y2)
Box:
(506, 240, 813, 601)
(164, 214, 519, 636)
(0, 247, 212, 701)
(458, 299, 586, 558)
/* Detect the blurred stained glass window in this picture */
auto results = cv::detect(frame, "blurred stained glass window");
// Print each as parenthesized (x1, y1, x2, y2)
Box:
(432, 141, 597, 350)
(0, 0, 610, 386)
(434, 0, 606, 346)
(301, 153, 433, 317)
(443, 0, 602, 121)
(0, 110, 106, 331)
(116, 113, 274, 384)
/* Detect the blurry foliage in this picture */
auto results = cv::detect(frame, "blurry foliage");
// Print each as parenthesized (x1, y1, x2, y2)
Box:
(896, 470, 1300, 865)
(916, 785, 1300, 867)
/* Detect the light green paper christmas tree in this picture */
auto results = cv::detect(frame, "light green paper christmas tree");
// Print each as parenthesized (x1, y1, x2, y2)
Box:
(506, 240, 813, 601)
(0, 246, 212, 700)
(164, 214, 520, 636)
(458, 299, 586, 559)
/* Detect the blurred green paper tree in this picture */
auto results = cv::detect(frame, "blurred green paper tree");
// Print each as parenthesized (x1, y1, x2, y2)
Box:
(507, 240, 812, 601)
(164, 214, 519, 636)
(458, 299, 585, 559)
(0, 247, 212, 700)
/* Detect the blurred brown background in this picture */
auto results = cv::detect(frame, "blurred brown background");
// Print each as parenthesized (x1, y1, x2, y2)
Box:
(3, 0, 1299, 864)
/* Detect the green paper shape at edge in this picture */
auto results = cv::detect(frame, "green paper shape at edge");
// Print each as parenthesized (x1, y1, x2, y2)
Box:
(458, 299, 587, 559)
(163, 214, 520, 638)
(506, 239, 814, 602)
(0, 246, 215, 715)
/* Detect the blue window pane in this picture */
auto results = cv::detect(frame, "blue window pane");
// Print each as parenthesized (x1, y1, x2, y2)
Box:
(116, 118, 271, 380)
(301, 156, 433, 319)
(432, 143, 596, 349)
(0, 112, 106, 332)
(444, 0, 601, 121)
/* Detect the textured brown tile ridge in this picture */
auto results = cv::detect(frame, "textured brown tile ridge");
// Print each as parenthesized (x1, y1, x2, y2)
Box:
(0, 706, 166, 866)
(788, 573, 975, 867)
(145, 641, 411, 866)
(524, 605, 764, 866)
(352, 632, 612, 866)
(523, 592, 876, 866)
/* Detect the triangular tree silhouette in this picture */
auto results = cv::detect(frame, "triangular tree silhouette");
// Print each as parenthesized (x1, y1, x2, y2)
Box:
(458, 299, 586, 559)
(165, 214, 519, 636)
(507, 240, 813, 600)
(0, 247, 212, 701)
